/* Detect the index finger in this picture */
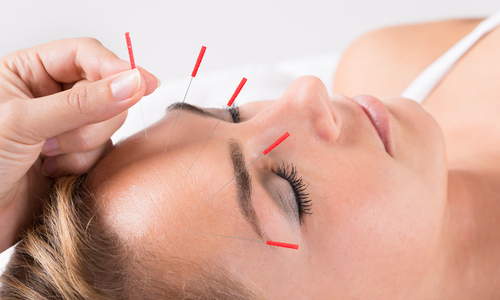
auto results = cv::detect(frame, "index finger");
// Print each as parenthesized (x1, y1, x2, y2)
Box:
(4, 37, 158, 97)
(35, 37, 130, 83)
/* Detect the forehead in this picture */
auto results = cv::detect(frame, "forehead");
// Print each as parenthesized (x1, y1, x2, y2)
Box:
(86, 114, 253, 254)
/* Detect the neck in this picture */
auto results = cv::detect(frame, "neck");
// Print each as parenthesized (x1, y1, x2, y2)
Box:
(435, 165, 500, 298)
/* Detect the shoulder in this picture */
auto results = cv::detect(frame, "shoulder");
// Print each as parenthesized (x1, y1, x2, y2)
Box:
(333, 18, 483, 98)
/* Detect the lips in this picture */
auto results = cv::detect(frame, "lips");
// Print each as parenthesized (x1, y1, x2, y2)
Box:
(351, 95, 393, 155)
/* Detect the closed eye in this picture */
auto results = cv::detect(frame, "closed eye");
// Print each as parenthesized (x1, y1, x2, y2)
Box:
(228, 106, 241, 123)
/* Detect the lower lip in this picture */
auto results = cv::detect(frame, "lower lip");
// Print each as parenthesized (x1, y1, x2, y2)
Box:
(352, 95, 393, 155)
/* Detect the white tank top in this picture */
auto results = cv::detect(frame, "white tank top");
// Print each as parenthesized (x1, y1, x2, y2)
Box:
(401, 11, 500, 104)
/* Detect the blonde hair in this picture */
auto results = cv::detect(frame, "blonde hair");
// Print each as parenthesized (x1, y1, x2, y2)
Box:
(0, 175, 261, 299)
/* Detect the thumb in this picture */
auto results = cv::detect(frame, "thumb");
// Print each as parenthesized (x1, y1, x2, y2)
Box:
(14, 69, 145, 143)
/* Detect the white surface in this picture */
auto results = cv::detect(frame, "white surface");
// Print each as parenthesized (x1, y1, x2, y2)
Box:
(1, 1, 498, 83)
(0, 243, 16, 277)
(1, 1, 497, 141)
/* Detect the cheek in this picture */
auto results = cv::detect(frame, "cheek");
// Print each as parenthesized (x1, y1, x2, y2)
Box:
(302, 155, 446, 293)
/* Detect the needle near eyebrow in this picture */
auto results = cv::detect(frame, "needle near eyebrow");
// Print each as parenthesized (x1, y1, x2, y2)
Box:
(164, 46, 207, 153)
(201, 132, 290, 206)
(185, 78, 247, 176)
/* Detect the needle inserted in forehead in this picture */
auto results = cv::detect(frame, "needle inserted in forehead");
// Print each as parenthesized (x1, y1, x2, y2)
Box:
(201, 132, 290, 206)
(125, 32, 147, 140)
(164, 46, 207, 153)
(185, 78, 247, 176)
(186, 230, 299, 250)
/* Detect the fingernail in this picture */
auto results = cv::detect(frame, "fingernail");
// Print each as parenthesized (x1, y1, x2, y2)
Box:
(42, 159, 58, 177)
(42, 137, 59, 154)
(111, 69, 141, 101)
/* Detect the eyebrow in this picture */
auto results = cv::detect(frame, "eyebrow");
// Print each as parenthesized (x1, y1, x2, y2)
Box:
(166, 102, 220, 119)
(229, 139, 266, 240)
(166, 102, 266, 239)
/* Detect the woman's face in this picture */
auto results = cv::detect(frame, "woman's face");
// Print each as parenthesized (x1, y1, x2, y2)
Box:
(89, 76, 448, 299)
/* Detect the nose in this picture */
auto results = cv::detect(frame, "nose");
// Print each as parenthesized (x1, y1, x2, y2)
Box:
(247, 76, 339, 146)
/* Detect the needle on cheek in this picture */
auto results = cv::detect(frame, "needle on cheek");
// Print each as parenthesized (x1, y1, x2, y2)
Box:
(186, 230, 299, 250)
(125, 32, 147, 140)
(164, 46, 207, 153)
(201, 132, 290, 206)
(185, 77, 247, 176)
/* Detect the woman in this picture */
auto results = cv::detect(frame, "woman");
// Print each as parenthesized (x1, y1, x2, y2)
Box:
(1, 13, 500, 299)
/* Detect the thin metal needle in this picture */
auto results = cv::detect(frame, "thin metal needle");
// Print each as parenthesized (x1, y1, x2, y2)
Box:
(200, 132, 290, 206)
(164, 76, 193, 153)
(185, 77, 247, 175)
(185, 229, 299, 249)
(185, 107, 229, 176)
(185, 230, 262, 243)
(200, 154, 263, 206)
(125, 32, 147, 140)
(164, 46, 206, 153)
(140, 102, 148, 140)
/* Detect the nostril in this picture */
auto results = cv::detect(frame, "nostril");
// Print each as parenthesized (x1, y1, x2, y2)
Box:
(315, 111, 340, 143)
(330, 94, 350, 126)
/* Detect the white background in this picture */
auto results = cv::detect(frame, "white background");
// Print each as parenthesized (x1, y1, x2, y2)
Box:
(2, 0, 497, 142)
(1, 0, 497, 83)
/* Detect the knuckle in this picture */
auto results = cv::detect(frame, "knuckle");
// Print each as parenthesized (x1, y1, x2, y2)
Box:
(81, 37, 102, 47)
(67, 86, 92, 115)
(0, 101, 18, 127)
(0, 100, 34, 142)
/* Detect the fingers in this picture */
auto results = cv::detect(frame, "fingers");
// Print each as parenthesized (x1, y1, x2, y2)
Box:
(37, 38, 130, 82)
(41, 139, 113, 177)
(37, 38, 160, 86)
(10, 68, 143, 144)
(41, 111, 127, 156)
(3, 37, 159, 98)
(140, 67, 161, 96)
(60, 67, 159, 96)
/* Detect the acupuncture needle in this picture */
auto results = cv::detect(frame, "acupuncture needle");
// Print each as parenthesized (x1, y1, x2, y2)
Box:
(164, 46, 207, 153)
(185, 77, 247, 176)
(186, 230, 299, 250)
(125, 32, 148, 140)
(201, 132, 290, 206)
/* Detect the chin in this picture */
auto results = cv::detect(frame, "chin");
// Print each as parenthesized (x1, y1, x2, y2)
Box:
(383, 96, 446, 162)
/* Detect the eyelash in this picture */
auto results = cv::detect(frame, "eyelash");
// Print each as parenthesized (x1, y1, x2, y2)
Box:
(228, 106, 311, 221)
(275, 163, 312, 222)
(228, 105, 241, 123)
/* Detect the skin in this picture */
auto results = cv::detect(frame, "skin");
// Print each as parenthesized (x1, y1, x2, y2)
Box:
(0, 38, 159, 252)
(82, 16, 500, 300)
(334, 18, 500, 298)
(88, 75, 449, 299)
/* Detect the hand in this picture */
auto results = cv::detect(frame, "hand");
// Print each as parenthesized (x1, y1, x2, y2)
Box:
(0, 38, 159, 251)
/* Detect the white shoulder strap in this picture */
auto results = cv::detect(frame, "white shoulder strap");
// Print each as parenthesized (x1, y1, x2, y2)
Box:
(401, 11, 500, 104)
